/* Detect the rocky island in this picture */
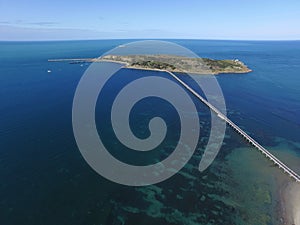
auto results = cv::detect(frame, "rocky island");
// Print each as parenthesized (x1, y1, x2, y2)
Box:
(49, 54, 252, 75)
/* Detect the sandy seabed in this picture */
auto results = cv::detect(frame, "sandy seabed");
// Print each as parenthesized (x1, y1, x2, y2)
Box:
(283, 182, 300, 225)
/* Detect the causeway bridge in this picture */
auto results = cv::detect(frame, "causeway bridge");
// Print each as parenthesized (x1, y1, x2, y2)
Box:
(166, 70, 300, 182)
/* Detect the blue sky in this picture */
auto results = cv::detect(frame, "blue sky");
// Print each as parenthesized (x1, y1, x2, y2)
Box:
(0, 0, 300, 40)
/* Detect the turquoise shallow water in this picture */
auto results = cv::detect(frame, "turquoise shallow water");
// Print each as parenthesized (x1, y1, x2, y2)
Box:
(0, 40, 299, 224)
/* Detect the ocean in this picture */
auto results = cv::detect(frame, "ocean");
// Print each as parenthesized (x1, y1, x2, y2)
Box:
(0, 40, 299, 225)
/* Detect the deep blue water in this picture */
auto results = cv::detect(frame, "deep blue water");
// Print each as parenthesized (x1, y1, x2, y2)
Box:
(0, 40, 299, 225)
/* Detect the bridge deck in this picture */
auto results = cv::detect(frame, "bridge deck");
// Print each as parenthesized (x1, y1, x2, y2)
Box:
(166, 71, 300, 182)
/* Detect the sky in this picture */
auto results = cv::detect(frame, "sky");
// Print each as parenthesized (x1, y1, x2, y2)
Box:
(0, 0, 300, 41)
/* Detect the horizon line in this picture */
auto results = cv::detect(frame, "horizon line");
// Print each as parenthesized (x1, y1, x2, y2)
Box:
(1, 38, 300, 42)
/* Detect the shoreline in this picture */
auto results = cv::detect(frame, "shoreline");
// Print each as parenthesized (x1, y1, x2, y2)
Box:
(123, 64, 252, 75)
(271, 145, 300, 225)
(281, 181, 300, 225)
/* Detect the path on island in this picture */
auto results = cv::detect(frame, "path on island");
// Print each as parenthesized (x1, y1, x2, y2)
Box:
(165, 70, 300, 182)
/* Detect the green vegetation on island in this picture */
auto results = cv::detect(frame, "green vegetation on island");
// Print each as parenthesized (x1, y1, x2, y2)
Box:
(100, 55, 252, 74)
(48, 54, 252, 75)
(131, 60, 177, 71)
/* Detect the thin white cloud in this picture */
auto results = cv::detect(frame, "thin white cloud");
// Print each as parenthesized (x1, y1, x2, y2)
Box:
(0, 20, 60, 27)
(0, 25, 111, 41)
